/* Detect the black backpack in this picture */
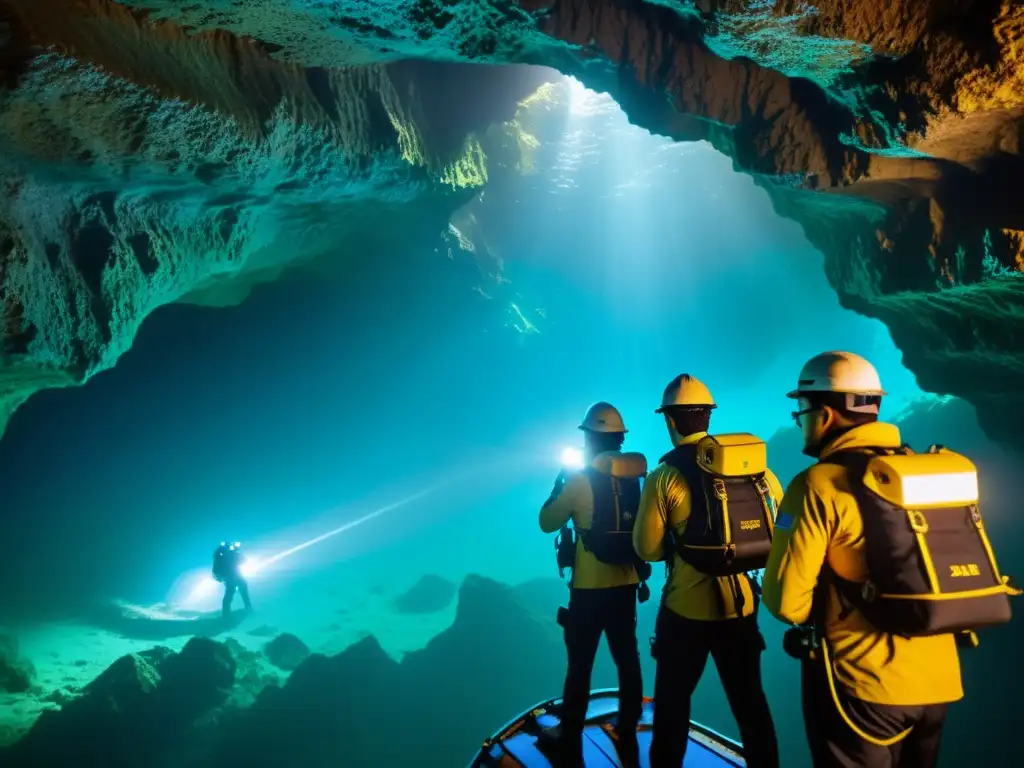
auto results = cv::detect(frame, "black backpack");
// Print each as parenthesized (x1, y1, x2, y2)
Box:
(822, 444, 1017, 637)
(662, 434, 776, 577)
(577, 467, 643, 567)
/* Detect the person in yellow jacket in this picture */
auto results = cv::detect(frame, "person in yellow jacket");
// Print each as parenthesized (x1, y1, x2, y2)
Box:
(539, 402, 648, 767)
(763, 351, 962, 768)
(634, 374, 781, 768)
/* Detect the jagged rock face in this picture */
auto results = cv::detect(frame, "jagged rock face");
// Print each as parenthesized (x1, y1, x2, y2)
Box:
(1, 0, 1023, 447)
(0, 0, 553, 431)
(3, 636, 239, 766)
(262, 632, 310, 671)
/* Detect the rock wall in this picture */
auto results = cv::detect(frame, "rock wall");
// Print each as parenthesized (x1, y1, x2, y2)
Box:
(0, 0, 554, 432)
(1, 0, 1022, 446)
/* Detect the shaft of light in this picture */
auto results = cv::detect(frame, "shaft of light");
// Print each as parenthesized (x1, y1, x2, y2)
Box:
(255, 484, 442, 573)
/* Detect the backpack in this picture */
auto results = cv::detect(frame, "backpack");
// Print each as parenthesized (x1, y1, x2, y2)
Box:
(577, 452, 647, 568)
(662, 433, 776, 577)
(823, 444, 1017, 637)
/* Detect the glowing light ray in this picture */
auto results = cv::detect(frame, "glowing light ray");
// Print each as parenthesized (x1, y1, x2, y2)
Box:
(256, 484, 444, 573)
(169, 485, 448, 611)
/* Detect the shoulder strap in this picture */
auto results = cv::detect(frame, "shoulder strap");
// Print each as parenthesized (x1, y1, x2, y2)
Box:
(660, 445, 710, 543)
(582, 467, 614, 533)
(814, 444, 912, 638)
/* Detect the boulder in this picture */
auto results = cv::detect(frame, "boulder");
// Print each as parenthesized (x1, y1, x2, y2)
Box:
(0, 634, 35, 693)
(392, 573, 458, 615)
(262, 633, 310, 672)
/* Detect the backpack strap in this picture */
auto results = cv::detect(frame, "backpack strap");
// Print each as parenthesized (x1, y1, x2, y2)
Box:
(660, 443, 754, 616)
(815, 445, 913, 636)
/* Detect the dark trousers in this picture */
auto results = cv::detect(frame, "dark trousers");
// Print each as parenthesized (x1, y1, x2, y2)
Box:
(559, 585, 643, 740)
(802, 655, 948, 768)
(651, 609, 778, 768)
(222, 578, 251, 617)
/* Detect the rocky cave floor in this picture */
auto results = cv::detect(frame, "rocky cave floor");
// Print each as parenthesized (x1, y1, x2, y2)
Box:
(0, 569, 466, 746)
(0, 565, 586, 768)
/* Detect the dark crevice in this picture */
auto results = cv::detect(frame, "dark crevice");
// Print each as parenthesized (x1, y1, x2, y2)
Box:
(128, 233, 158, 277)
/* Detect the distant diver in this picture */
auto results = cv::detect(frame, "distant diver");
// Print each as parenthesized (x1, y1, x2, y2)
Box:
(538, 402, 651, 768)
(633, 374, 781, 768)
(765, 351, 1019, 768)
(213, 541, 253, 618)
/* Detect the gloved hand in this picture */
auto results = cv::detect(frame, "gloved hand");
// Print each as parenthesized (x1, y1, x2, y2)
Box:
(783, 626, 813, 660)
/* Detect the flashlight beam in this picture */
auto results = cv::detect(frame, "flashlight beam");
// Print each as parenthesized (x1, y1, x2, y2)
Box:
(257, 484, 443, 572)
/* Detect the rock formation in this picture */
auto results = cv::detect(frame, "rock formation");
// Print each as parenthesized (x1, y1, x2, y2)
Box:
(0, 576, 572, 767)
(0, 0, 554, 431)
(1, 0, 1022, 446)
(1, 636, 237, 766)
(262, 632, 310, 671)
(392, 572, 458, 614)
(0, 634, 34, 693)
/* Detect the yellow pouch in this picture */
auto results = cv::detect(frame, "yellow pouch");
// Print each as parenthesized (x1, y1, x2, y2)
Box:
(696, 433, 767, 477)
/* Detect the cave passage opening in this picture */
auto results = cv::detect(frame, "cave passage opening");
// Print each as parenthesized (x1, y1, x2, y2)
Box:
(0, 69, 940, 626)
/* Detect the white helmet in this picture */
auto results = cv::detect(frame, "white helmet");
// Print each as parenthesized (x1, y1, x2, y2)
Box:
(578, 402, 628, 433)
(788, 351, 886, 413)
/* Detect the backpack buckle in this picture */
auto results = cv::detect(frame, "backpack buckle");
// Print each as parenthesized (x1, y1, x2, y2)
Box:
(712, 478, 727, 500)
(861, 580, 878, 603)
(907, 509, 929, 533)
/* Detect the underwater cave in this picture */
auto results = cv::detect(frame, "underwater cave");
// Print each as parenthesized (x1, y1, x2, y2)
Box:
(0, 1, 1022, 766)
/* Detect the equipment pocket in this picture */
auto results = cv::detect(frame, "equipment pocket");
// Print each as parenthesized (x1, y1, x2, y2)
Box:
(679, 473, 775, 576)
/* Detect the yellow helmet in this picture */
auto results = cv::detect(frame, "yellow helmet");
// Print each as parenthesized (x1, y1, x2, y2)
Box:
(579, 402, 628, 433)
(787, 351, 886, 399)
(656, 374, 716, 412)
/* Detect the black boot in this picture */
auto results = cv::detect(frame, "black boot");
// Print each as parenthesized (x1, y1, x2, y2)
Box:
(536, 725, 584, 767)
(612, 721, 640, 768)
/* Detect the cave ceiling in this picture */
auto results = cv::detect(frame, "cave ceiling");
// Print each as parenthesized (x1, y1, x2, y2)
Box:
(0, 0, 1021, 447)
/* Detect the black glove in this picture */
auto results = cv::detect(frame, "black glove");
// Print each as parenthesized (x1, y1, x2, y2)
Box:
(782, 627, 813, 660)
(544, 470, 569, 507)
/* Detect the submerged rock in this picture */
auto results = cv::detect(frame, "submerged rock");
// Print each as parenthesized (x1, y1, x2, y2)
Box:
(392, 573, 457, 614)
(0, 637, 237, 766)
(222, 638, 280, 708)
(262, 633, 310, 672)
(0, 634, 35, 694)
(214, 575, 564, 767)
(246, 624, 279, 638)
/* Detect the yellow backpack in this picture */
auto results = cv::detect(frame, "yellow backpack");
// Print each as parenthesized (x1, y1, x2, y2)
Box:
(661, 433, 776, 576)
(824, 444, 1018, 636)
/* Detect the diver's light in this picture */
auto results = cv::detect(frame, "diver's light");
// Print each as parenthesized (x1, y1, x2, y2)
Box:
(560, 447, 584, 470)
(169, 484, 449, 611)
(901, 471, 979, 507)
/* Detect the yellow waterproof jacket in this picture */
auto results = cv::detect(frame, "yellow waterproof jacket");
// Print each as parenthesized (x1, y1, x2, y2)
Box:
(633, 431, 784, 621)
(539, 451, 644, 589)
(763, 421, 964, 706)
